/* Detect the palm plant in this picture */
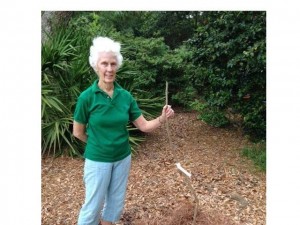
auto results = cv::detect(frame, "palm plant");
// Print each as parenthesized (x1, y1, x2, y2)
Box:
(42, 27, 92, 157)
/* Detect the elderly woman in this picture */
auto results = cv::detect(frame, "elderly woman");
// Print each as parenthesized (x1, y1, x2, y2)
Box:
(73, 37, 174, 225)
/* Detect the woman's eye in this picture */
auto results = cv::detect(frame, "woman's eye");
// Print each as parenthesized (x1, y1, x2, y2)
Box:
(100, 62, 117, 68)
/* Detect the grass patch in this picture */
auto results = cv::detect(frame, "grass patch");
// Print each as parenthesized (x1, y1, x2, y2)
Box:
(241, 141, 266, 171)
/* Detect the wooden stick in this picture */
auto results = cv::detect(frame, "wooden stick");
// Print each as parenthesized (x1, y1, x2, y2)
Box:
(165, 81, 172, 149)
(185, 176, 199, 225)
(164, 81, 199, 225)
(165, 81, 169, 106)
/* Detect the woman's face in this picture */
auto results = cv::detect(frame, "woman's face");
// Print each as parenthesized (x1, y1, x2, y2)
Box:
(96, 52, 118, 84)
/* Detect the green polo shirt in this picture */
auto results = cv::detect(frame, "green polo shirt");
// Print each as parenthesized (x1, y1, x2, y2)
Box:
(74, 80, 142, 162)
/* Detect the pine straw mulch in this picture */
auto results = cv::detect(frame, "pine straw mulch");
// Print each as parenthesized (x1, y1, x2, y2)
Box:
(42, 110, 266, 225)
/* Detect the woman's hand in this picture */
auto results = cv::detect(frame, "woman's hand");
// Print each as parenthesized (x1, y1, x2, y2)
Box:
(159, 105, 175, 123)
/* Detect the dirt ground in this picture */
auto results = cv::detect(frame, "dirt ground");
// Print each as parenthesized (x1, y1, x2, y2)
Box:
(42, 110, 266, 225)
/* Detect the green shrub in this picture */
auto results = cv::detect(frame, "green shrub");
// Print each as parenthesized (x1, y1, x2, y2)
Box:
(191, 100, 229, 127)
(241, 141, 266, 171)
(187, 11, 266, 141)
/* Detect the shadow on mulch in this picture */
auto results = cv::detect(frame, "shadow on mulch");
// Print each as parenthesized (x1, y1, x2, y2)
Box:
(121, 201, 235, 225)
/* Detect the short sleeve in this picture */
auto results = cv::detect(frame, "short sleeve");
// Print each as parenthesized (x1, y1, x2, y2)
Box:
(73, 94, 89, 124)
(129, 96, 142, 122)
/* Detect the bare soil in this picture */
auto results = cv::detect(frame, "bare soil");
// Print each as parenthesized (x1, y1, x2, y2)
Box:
(42, 110, 266, 225)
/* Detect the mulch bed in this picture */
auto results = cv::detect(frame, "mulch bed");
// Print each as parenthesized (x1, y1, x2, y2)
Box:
(42, 110, 266, 225)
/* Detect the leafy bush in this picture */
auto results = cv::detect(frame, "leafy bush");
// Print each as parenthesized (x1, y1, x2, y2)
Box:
(172, 86, 197, 107)
(187, 11, 266, 140)
(191, 100, 229, 127)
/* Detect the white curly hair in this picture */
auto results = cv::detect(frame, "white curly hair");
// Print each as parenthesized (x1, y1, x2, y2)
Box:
(89, 36, 123, 71)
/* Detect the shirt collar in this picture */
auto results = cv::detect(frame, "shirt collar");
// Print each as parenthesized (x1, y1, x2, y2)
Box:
(91, 79, 122, 94)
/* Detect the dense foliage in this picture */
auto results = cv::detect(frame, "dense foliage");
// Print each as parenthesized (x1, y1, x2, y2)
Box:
(41, 11, 266, 157)
(187, 12, 266, 140)
(42, 27, 91, 156)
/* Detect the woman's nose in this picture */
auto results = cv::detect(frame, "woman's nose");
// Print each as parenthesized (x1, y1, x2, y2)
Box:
(107, 64, 113, 71)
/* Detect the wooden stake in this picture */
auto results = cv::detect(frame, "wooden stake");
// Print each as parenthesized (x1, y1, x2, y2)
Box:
(164, 81, 199, 225)
(165, 81, 172, 148)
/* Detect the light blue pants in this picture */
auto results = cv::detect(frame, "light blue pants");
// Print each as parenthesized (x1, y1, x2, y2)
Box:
(77, 155, 131, 225)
